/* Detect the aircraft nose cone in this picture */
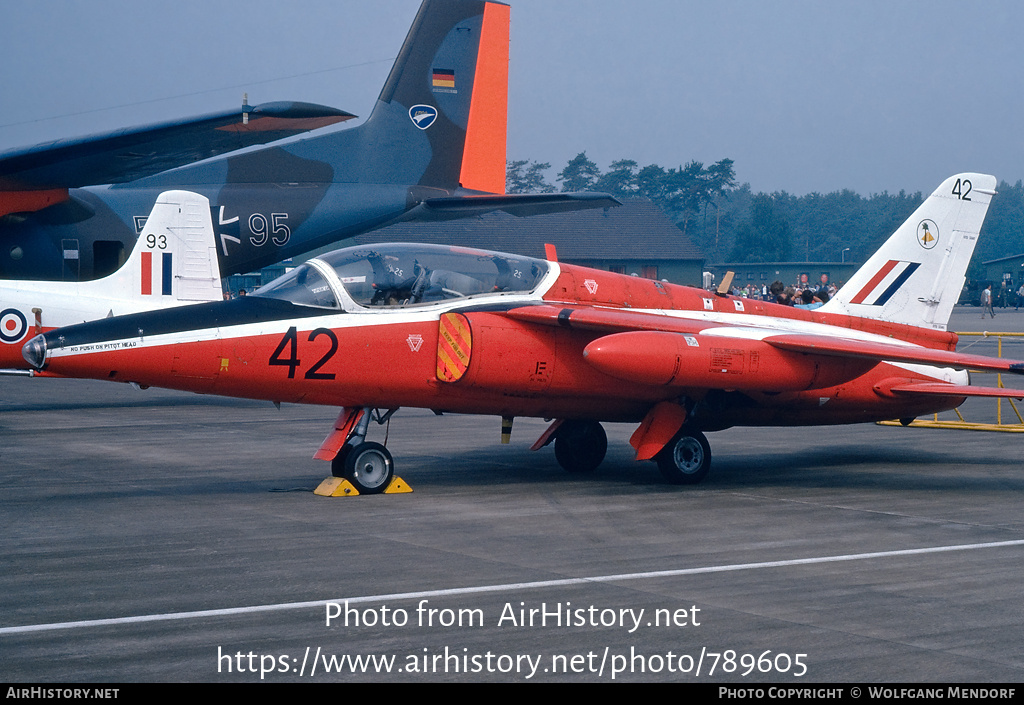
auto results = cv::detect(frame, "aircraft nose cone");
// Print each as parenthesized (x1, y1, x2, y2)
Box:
(22, 334, 47, 369)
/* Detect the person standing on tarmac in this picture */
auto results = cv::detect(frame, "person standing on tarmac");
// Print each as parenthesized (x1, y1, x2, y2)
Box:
(981, 285, 995, 319)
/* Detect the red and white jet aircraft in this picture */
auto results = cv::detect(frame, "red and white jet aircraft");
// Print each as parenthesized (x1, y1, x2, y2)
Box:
(23, 174, 1024, 491)
(1, 190, 222, 372)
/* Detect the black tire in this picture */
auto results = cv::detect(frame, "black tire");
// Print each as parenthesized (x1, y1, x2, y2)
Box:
(656, 430, 711, 485)
(342, 442, 394, 494)
(330, 445, 352, 478)
(554, 420, 607, 473)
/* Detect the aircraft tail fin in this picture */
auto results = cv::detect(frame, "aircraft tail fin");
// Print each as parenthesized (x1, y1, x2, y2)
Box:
(362, 0, 509, 194)
(820, 173, 996, 330)
(90, 190, 223, 305)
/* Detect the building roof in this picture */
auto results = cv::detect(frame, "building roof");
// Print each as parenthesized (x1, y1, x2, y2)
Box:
(709, 261, 856, 267)
(982, 253, 1024, 265)
(352, 198, 704, 262)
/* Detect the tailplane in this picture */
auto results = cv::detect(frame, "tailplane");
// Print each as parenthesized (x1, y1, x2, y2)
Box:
(820, 173, 996, 330)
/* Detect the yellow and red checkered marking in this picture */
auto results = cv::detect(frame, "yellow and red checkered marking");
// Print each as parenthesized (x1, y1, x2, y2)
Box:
(437, 313, 472, 382)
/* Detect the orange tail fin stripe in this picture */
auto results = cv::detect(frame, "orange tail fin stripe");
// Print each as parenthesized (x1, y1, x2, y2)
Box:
(458, 2, 509, 194)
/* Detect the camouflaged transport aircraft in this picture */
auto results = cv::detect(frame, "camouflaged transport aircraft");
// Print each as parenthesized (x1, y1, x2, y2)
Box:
(0, 0, 617, 283)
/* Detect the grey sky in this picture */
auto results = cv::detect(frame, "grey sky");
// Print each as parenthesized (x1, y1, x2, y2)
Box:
(2, 1, 1022, 197)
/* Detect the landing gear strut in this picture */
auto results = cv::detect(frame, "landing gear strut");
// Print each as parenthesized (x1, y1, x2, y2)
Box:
(554, 420, 608, 473)
(656, 429, 711, 485)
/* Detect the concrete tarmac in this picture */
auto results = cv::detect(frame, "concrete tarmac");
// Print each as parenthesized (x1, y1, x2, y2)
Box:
(2, 307, 1024, 683)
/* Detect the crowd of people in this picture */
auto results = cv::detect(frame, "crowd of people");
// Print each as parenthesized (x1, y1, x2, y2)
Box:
(721, 280, 839, 310)
(724, 278, 1024, 316)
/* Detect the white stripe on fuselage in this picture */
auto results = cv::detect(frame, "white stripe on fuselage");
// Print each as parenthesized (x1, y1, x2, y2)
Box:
(43, 296, 968, 386)
(43, 292, 541, 359)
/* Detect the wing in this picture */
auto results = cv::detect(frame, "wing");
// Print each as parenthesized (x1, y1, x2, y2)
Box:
(508, 304, 1024, 394)
(0, 101, 354, 213)
(506, 303, 708, 334)
(882, 382, 1024, 399)
(763, 333, 1024, 376)
(510, 305, 1024, 375)
(407, 192, 622, 220)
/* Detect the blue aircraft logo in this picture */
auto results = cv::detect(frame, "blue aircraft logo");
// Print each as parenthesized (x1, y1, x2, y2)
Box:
(409, 105, 438, 130)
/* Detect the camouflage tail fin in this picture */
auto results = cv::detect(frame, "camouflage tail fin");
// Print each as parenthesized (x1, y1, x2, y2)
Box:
(363, 0, 509, 194)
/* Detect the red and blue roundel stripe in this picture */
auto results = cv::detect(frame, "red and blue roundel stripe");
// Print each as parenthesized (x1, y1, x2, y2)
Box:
(140, 251, 174, 296)
(850, 260, 921, 306)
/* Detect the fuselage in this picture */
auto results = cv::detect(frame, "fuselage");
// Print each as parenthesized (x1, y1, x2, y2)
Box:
(28, 243, 969, 429)
(0, 177, 432, 282)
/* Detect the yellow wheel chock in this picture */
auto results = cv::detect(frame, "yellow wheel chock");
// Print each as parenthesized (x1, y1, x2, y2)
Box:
(314, 476, 412, 497)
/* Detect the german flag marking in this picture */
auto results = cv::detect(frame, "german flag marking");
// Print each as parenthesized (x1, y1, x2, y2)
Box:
(437, 312, 472, 382)
(432, 68, 456, 89)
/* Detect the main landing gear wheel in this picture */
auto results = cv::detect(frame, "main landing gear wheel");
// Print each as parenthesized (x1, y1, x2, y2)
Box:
(656, 430, 711, 485)
(554, 420, 608, 473)
(334, 442, 394, 494)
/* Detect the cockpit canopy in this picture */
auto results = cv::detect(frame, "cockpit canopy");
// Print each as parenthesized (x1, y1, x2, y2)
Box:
(253, 243, 550, 310)
(252, 259, 338, 308)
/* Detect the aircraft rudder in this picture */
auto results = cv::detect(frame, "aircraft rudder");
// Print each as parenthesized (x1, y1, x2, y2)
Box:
(163, 191, 225, 302)
(458, 1, 509, 194)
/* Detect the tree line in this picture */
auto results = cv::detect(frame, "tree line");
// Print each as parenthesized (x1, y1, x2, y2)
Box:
(508, 154, 1024, 277)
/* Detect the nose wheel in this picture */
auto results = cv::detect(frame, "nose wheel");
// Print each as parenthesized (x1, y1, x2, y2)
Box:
(333, 441, 394, 494)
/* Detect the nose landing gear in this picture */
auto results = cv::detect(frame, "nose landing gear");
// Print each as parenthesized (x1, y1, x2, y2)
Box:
(316, 407, 407, 496)
(336, 441, 394, 494)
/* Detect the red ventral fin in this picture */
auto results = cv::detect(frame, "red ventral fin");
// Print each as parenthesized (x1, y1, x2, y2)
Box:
(630, 402, 688, 462)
